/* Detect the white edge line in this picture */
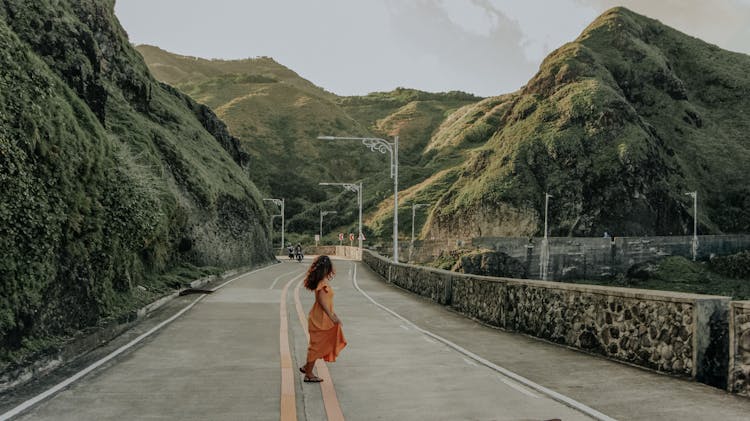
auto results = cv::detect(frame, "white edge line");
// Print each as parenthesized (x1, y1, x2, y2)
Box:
(351, 263, 618, 421)
(499, 377, 540, 399)
(462, 357, 478, 367)
(210, 262, 279, 292)
(1, 263, 278, 421)
(269, 269, 300, 290)
(0, 295, 205, 421)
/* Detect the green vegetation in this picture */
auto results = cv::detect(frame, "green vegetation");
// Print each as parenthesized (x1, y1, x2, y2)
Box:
(137, 46, 480, 243)
(421, 7, 750, 239)
(3, 3, 747, 371)
(709, 251, 750, 279)
(140, 7, 750, 248)
(424, 249, 470, 271)
(567, 256, 750, 300)
(0, 0, 272, 368)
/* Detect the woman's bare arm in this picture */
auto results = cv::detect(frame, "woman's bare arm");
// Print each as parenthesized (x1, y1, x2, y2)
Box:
(316, 289, 341, 324)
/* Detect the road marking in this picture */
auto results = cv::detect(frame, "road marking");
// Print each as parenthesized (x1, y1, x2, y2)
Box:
(422, 336, 437, 344)
(351, 263, 617, 421)
(270, 269, 301, 290)
(463, 357, 478, 367)
(499, 377, 540, 398)
(293, 278, 345, 421)
(399, 324, 410, 331)
(211, 263, 281, 292)
(279, 274, 305, 421)
(0, 263, 279, 421)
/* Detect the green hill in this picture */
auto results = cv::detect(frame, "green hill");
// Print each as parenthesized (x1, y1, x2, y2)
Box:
(419, 7, 750, 239)
(136, 45, 480, 239)
(138, 7, 750, 247)
(136, 44, 335, 101)
(0, 0, 273, 366)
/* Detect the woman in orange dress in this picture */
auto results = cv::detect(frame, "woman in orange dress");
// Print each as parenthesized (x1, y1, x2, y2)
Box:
(300, 255, 347, 382)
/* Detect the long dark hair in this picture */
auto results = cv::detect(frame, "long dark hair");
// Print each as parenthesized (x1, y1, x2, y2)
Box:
(304, 255, 335, 291)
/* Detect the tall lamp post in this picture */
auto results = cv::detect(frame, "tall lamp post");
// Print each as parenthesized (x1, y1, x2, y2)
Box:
(686, 191, 698, 261)
(319, 210, 337, 246)
(320, 182, 363, 252)
(409, 203, 430, 262)
(263, 198, 284, 253)
(540, 193, 552, 281)
(318, 136, 399, 263)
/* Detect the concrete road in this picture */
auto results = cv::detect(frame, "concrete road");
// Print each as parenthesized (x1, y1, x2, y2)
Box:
(4, 257, 750, 420)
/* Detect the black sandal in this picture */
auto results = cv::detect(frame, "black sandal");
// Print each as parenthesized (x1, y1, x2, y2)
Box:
(304, 376, 323, 383)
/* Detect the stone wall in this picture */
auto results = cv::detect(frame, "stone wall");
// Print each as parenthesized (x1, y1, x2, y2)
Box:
(305, 246, 336, 256)
(362, 250, 731, 387)
(729, 301, 750, 396)
(307, 246, 361, 260)
(363, 249, 391, 279)
(334, 246, 361, 260)
(405, 234, 750, 280)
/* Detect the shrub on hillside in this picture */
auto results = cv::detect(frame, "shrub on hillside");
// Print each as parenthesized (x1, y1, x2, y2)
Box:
(709, 251, 750, 279)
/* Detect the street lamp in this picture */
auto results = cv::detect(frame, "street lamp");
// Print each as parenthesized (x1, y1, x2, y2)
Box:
(409, 203, 430, 262)
(540, 193, 552, 281)
(320, 182, 363, 252)
(686, 191, 698, 261)
(318, 135, 400, 263)
(319, 210, 337, 246)
(263, 198, 284, 253)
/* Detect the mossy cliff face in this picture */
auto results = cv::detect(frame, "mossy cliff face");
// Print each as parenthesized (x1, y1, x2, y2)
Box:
(424, 7, 750, 239)
(0, 0, 273, 362)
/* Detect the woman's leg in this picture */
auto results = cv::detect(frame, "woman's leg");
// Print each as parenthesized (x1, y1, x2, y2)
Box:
(302, 360, 322, 381)
(304, 360, 315, 376)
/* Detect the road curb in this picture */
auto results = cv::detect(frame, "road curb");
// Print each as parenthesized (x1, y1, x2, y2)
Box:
(0, 262, 274, 395)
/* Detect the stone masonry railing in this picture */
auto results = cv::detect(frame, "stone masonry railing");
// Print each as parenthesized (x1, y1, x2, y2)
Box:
(729, 301, 750, 396)
(361, 249, 731, 388)
(334, 246, 362, 260)
(303, 245, 336, 256)
(306, 246, 361, 260)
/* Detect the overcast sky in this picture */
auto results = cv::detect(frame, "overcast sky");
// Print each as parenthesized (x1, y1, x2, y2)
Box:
(115, 0, 750, 97)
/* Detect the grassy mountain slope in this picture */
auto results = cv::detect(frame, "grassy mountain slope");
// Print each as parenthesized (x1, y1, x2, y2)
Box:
(136, 44, 334, 100)
(136, 46, 480, 239)
(138, 7, 750, 246)
(0, 0, 272, 366)
(417, 7, 750, 239)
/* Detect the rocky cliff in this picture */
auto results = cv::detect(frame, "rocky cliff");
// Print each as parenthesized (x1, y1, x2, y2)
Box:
(0, 0, 273, 365)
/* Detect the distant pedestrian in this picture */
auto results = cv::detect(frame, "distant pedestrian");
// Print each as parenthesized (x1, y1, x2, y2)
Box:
(603, 231, 610, 238)
(300, 255, 347, 382)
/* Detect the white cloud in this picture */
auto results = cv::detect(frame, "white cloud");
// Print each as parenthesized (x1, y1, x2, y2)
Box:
(380, 0, 536, 95)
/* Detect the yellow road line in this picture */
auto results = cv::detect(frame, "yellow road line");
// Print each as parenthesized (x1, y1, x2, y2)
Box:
(279, 275, 303, 421)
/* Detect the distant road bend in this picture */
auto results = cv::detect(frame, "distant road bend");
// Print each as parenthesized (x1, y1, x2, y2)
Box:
(3, 257, 749, 420)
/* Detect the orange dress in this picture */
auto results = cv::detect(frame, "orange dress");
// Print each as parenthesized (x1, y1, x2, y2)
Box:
(307, 281, 347, 363)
